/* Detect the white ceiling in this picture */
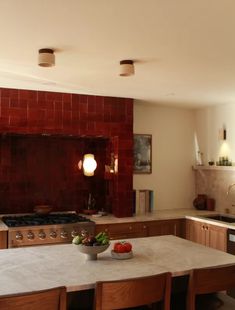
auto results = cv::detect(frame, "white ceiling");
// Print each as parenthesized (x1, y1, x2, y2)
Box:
(0, 0, 235, 109)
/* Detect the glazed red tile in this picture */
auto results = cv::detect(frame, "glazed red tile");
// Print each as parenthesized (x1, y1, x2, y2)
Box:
(62, 93, 71, 103)
(37, 91, 46, 101)
(45, 100, 55, 110)
(63, 101, 72, 111)
(0, 97, 10, 109)
(0, 87, 133, 217)
(46, 91, 63, 101)
(19, 89, 37, 100)
(79, 94, 88, 103)
(27, 100, 39, 109)
(54, 100, 63, 110)
(0, 117, 9, 128)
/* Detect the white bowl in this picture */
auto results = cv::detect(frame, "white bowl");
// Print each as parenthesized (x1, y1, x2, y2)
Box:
(76, 243, 110, 260)
(111, 250, 133, 260)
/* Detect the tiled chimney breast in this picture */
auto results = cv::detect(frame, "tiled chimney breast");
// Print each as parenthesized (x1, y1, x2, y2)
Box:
(0, 88, 133, 217)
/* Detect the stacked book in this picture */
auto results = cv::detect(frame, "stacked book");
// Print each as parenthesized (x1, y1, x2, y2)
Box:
(133, 189, 154, 215)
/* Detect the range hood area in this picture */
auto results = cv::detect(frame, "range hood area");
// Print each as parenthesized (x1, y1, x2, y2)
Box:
(0, 133, 109, 214)
(0, 87, 133, 217)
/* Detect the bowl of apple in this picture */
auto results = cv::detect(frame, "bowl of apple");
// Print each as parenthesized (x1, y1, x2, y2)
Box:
(72, 231, 110, 260)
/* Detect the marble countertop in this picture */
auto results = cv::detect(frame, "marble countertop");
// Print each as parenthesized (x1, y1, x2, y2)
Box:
(0, 221, 8, 231)
(90, 208, 218, 224)
(0, 208, 219, 232)
(185, 214, 235, 229)
(0, 235, 235, 296)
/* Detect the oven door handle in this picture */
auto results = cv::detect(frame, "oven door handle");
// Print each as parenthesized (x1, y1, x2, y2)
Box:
(229, 234, 235, 242)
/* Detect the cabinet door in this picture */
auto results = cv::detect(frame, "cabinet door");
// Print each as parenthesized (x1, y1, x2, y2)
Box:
(208, 224, 227, 252)
(186, 219, 227, 252)
(147, 220, 182, 237)
(0, 231, 7, 249)
(186, 219, 205, 245)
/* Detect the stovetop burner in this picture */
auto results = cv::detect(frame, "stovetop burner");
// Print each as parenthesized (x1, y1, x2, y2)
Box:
(2, 213, 91, 227)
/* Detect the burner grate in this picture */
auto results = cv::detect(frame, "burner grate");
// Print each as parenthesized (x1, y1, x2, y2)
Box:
(2, 213, 91, 227)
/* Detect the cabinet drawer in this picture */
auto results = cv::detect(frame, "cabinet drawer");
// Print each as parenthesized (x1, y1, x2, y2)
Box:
(95, 223, 147, 240)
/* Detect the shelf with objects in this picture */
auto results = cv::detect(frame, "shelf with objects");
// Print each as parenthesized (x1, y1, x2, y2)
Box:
(192, 165, 235, 171)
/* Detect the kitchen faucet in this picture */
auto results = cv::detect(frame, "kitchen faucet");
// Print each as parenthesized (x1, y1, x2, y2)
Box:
(227, 183, 235, 195)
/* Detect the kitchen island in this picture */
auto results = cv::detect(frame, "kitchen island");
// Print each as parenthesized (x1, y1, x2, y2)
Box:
(0, 235, 235, 296)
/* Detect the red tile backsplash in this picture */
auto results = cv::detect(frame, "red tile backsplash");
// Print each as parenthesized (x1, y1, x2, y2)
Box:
(0, 88, 133, 217)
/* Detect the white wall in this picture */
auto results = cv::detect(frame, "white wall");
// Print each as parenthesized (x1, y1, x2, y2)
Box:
(133, 101, 196, 210)
(195, 104, 235, 164)
(195, 103, 235, 213)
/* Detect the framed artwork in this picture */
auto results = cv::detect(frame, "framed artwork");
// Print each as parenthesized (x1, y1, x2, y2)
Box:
(133, 134, 152, 174)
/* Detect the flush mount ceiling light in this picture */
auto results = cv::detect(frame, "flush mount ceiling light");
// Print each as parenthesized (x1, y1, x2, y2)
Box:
(38, 48, 55, 67)
(119, 60, 135, 77)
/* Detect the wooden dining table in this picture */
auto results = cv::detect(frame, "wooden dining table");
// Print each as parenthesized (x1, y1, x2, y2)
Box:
(1, 235, 235, 296)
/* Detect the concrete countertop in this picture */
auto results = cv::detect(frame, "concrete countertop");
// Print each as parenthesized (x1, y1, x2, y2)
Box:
(0, 235, 235, 296)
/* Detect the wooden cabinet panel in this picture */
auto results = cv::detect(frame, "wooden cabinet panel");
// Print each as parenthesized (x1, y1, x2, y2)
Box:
(147, 220, 179, 237)
(95, 222, 147, 240)
(186, 219, 208, 245)
(95, 219, 185, 240)
(186, 219, 227, 252)
(0, 231, 7, 249)
(208, 224, 227, 252)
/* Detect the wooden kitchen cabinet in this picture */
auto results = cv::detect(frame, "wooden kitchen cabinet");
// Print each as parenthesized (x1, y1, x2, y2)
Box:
(95, 222, 148, 240)
(146, 219, 185, 238)
(0, 231, 7, 249)
(95, 219, 185, 240)
(186, 219, 227, 252)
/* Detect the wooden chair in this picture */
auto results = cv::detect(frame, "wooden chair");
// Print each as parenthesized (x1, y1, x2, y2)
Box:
(0, 286, 66, 310)
(187, 264, 235, 310)
(95, 272, 172, 310)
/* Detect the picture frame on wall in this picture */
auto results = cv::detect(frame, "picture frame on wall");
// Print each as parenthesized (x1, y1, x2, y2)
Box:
(133, 134, 152, 174)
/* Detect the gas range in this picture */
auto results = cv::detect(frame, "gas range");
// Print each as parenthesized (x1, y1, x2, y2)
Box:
(2, 213, 95, 248)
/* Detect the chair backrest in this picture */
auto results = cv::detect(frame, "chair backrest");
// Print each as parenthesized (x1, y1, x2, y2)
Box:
(187, 264, 235, 310)
(95, 272, 172, 310)
(0, 286, 66, 310)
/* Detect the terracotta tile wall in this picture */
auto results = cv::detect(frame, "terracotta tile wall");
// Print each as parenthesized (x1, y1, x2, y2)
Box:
(0, 88, 133, 217)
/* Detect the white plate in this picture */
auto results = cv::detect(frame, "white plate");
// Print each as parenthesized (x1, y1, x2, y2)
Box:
(111, 250, 133, 260)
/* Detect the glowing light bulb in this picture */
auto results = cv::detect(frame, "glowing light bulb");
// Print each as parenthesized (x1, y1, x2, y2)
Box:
(83, 154, 97, 176)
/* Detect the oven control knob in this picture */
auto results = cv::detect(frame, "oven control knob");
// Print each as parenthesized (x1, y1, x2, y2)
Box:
(60, 230, 68, 239)
(39, 230, 46, 240)
(15, 232, 23, 241)
(50, 231, 57, 239)
(71, 230, 78, 238)
(27, 231, 35, 240)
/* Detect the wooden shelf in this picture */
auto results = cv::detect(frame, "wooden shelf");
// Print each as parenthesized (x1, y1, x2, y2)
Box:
(192, 165, 235, 171)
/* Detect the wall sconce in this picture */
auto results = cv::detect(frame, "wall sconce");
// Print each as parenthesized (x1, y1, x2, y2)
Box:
(78, 154, 97, 176)
(219, 126, 227, 140)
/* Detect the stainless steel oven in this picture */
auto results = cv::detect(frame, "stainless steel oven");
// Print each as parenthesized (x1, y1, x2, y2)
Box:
(227, 229, 235, 255)
(227, 229, 235, 298)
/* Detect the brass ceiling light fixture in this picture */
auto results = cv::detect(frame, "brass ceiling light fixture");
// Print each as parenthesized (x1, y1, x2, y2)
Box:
(38, 48, 55, 67)
(119, 60, 135, 76)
